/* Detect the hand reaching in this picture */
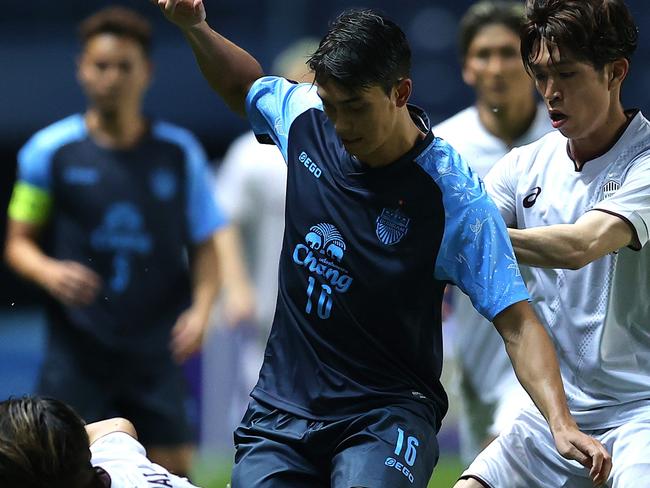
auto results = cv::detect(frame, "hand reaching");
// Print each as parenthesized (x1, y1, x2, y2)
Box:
(42, 259, 102, 307)
(170, 306, 210, 364)
(552, 424, 612, 486)
(153, 0, 206, 29)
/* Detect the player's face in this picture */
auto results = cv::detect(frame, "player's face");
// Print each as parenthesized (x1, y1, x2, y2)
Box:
(77, 34, 151, 113)
(462, 23, 533, 109)
(529, 41, 621, 141)
(317, 80, 399, 162)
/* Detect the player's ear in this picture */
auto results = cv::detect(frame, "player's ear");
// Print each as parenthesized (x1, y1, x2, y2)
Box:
(394, 78, 412, 107)
(608, 58, 629, 90)
(462, 63, 476, 87)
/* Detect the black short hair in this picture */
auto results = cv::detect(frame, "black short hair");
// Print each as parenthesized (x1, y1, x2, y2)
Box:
(0, 397, 100, 488)
(521, 0, 638, 72)
(459, 1, 527, 62)
(308, 9, 411, 94)
(79, 6, 153, 56)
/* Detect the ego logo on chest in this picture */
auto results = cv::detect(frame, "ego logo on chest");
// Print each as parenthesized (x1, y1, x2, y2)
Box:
(298, 151, 322, 179)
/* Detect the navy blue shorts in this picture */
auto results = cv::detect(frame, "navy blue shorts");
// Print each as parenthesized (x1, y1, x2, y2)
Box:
(232, 398, 439, 488)
(37, 319, 194, 447)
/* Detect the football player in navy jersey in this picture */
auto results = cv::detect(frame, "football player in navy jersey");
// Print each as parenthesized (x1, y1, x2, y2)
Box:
(154, 1, 610, 486)
(4, 7, 227, 477)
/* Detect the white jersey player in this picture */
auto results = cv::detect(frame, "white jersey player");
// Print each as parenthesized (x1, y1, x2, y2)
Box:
(457, 1, 647, 487)
(0, 396, 200, 488)
(433, 0, 553, 464)
(91, 431, 199, 488)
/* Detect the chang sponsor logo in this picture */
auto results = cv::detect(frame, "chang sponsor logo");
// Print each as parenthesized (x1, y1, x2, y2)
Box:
(91, 202, 152, 293)
(293, 223, 353, 319)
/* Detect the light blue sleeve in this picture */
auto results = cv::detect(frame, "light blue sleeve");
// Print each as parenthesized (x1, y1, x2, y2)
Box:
(419, 138, 529, 321)
(245, 76, 322, 161)
(153, 122, 228, 243)
(16, 114, 87, 190)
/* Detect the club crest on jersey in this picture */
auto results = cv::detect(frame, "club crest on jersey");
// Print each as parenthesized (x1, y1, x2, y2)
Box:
(150, 168, 177, 200)
(602, 179, 620, 199)
(376, 208, 410, 245)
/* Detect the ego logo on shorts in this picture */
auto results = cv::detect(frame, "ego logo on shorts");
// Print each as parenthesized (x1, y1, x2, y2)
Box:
(298, 151, 322, 179)
(384, 457, 415, 484)
(384, 427, 419, 484)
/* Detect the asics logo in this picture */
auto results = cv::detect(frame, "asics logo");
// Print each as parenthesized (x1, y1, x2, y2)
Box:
(523, 187, 542, 208)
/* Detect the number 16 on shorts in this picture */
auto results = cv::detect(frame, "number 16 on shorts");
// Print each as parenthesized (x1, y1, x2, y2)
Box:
(385, 427, 419, 483)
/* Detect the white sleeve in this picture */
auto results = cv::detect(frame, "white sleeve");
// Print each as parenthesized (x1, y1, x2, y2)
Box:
(484, 148, 520, 227)
(215, 133, 257, 222)
(593, 156, 650, 249)
(90, 432, 199, 488)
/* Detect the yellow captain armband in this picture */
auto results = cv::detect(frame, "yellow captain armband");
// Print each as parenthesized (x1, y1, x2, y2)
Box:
(7, 182, 52, 224)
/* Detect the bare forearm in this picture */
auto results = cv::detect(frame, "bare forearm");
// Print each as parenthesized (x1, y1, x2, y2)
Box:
(191, 234, 221, 316)
(509, 225, 588, 269)
(216, 226, 251, 293)
(181, 21, 263, 116)
(5, 236, 52, 288)
(504, 316, 574, 431)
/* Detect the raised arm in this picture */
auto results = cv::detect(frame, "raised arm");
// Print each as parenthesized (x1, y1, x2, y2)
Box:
(493, 301, 612, 485)
(508, 210, 634, 269)
(86, 418, 137, 444)
(154, 0, 264, 116)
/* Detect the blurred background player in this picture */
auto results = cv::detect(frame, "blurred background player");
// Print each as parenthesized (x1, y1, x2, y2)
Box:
(433, 0, 553, 465)
(4, 6, 226, 476)
(202, 37, 320, 452)
(458, 0, 648, 486)
(0, 396, 199, 488)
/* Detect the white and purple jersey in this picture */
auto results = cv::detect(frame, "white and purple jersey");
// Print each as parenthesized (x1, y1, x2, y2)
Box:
(246, 76, 529, 425)
(90, 432, 198, 487)
(485, 110, 650, 429)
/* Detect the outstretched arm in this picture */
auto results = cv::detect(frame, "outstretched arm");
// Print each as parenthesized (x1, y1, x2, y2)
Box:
(493, 301, 612, 485)
(509, 210, 634, 269)
(86, 418, 137, 444)
(154, 0, 264, 116)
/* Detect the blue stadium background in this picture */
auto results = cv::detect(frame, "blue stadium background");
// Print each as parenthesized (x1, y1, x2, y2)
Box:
(0, 0, 648, 482)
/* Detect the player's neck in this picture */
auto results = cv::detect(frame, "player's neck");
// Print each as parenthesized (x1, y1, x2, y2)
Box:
(476, 95, 536, 147)
(85, 107, 148, 150)
(362, 110, 425, 168)
(568, 107, 629, 169)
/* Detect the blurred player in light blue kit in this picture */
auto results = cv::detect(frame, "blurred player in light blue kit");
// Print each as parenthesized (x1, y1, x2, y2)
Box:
(4, 6, 226, 476)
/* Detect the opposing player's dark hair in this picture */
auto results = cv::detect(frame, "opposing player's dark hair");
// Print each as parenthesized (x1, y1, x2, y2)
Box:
(459, 1, 527, 62)
(308, 9, 411, 94)
(521, 0, 638, 72)
(79, 6, 153, 56)
(0, 396, 103, 488)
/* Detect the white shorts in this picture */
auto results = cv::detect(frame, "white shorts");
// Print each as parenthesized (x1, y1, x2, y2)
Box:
(461, 405, 650, 487)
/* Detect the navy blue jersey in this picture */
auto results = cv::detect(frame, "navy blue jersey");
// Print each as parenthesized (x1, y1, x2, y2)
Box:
(245, 77, 529, 424)
(14, 114, 226, 353)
